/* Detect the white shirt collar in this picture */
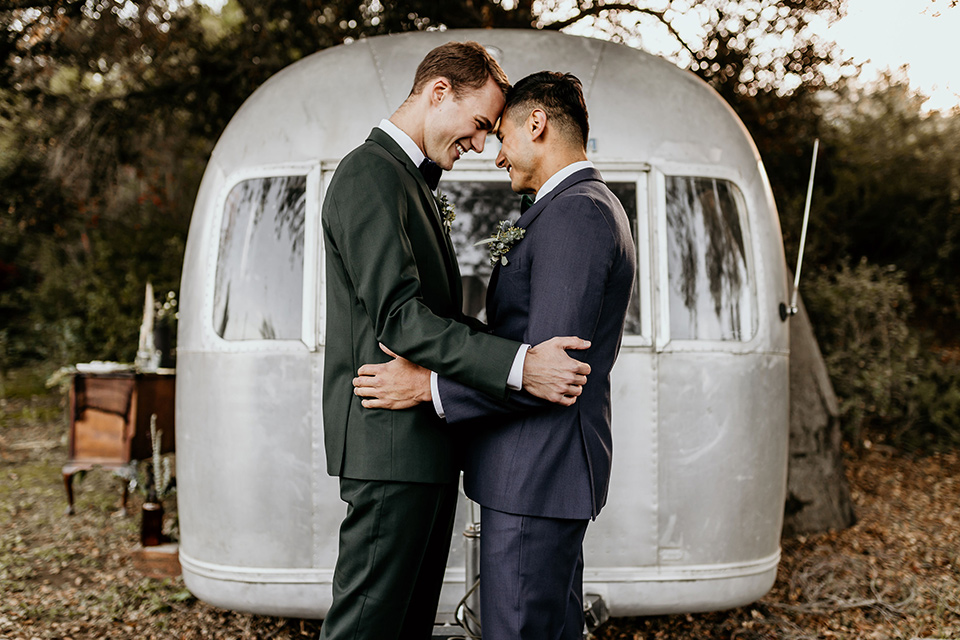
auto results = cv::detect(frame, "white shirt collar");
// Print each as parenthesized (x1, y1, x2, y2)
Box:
(535, 160, 595, 203)
(379, 119, 426, 167)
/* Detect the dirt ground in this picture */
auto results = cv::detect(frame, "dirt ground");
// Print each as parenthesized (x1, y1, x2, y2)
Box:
(1, 373, 958, 640)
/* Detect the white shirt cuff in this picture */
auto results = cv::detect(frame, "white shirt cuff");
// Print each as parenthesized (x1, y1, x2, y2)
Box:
(432, 344, 528, 419)
(431, 371, 445, 419)
(507, 344, 531, 391)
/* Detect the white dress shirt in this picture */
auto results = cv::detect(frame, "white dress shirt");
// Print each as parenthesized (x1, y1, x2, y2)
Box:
(534, 160, 594, 203)
(378, 119, 426, 167)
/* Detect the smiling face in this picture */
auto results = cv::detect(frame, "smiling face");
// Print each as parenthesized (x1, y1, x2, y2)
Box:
(495, 107, 540, 195)
(423, 75, 505, 171)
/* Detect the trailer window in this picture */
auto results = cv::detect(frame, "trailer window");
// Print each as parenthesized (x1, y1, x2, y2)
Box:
(442, 180, 641, 335)
(213, 176, 306, 340)
(665, 177, 754, 341)
(608, 182, 641, 335)
(442, 180, 517, 320)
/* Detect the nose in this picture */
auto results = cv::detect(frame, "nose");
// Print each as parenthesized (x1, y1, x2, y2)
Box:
(495, 148, 506, 168)
(473, 131, 486, 154)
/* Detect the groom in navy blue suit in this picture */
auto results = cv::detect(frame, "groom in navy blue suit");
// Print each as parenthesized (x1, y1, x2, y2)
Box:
(355, 71, 636, 639)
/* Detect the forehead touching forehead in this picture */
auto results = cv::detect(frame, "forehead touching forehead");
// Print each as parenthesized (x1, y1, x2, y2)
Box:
(495, 101, 533, 138)
(495, 105, 522, 139)
(454, 79, 505, 134)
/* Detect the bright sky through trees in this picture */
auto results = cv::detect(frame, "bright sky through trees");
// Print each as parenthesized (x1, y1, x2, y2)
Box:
(828, 0, 958, 111)
(195, 0, 959, 111)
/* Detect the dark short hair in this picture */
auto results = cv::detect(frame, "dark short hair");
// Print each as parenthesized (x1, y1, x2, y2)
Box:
(410, 41, 510, 98)
(505, 71, 589, 148)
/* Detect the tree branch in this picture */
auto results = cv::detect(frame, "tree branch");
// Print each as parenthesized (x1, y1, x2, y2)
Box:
(0, 1, 55, 11)
(542, 3, 700, 63)
(542, 2, 640, 30)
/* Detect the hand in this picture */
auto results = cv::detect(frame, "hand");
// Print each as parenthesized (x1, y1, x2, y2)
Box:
(522, 336, 591, 406)
(353, 343, 432, 410)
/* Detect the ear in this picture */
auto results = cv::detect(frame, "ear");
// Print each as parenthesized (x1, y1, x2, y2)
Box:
(430, 77, 452, 106)
(528, 108, 547, 141)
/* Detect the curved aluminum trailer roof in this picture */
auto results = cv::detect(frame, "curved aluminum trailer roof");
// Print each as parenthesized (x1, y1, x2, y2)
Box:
(177, 28, 790, 619)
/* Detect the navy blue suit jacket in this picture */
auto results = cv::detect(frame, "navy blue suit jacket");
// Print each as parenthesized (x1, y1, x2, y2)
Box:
(437, 168, 637, 520)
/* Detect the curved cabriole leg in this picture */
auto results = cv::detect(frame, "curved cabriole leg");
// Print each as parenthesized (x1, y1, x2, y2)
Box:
(63, 471, 76, 515)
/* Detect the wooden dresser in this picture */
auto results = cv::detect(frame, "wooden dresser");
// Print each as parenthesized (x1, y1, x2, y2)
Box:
(63, 370, 175, 514)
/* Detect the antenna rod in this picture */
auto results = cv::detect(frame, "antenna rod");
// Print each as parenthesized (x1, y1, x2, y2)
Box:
(788, 138, 819, 314)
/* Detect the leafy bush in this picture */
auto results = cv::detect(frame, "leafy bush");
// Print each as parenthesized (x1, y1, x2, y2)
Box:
(804, 259, 960, 449)
(909, 354, 960, 448)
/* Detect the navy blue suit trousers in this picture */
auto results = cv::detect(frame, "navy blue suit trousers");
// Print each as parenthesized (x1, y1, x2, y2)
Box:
(480, 507, 588, 640)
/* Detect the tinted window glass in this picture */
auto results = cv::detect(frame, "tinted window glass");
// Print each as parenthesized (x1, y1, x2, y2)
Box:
(608, 182, 640, 336)
(443, 179, 641, 335)
(665, 177, 754, 341)
(214, 176, 306, 340)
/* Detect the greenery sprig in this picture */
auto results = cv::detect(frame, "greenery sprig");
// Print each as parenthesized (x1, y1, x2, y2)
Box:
(436, 192, 456, 234)
(475, 220, 526, 266)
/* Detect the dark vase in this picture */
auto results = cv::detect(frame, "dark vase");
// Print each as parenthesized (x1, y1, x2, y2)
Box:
(152, 323, 176, 368)
(141, 499, 165, 547)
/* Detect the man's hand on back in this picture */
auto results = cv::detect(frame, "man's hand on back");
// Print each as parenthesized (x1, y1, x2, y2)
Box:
(353, 344, 431, 409)
(522, 337, 591, 406)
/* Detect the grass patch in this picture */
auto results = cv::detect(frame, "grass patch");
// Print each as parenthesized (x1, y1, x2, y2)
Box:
(0, 364, 58, 400)
(5, 401, 64, 426)
(2, 378, 958, 639)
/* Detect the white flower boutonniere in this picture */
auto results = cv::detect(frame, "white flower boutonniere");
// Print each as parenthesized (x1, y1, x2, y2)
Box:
(475, 220, 526, 266)
(436, 192, 456, 234)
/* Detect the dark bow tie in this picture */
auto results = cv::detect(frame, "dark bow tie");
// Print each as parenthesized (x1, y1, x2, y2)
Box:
(418, 158, 442, 190)
(519, 194, 536, 214)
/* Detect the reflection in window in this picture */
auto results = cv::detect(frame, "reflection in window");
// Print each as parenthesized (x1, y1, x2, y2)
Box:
(443, 180, 641, 335)
(442, 180, 518, 322)
(608, 182, 641, 336)
(665, 177, 754, 341)
(213, 176, 306, 340)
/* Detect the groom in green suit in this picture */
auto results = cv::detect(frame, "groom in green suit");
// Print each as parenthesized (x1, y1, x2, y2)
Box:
(319, 42, 592, 640)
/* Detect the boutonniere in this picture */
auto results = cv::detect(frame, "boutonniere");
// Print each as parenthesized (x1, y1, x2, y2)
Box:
(436, 191, 456, 234)
(475, 220, 526, 266)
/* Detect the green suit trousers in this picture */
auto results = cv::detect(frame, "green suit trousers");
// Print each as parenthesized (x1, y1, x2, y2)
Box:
(319, 477, 459, 640)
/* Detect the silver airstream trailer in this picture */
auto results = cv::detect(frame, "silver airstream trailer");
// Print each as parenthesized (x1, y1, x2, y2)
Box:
(176, 29, 790, 621)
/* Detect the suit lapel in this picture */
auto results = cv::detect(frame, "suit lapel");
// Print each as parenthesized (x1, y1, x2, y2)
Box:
(515, 168, 604, 230)
(486, 168, 606, 320)
(368, 128, 443, 223)
(486, 262, 501, 320)
(367, 128, 461, 304)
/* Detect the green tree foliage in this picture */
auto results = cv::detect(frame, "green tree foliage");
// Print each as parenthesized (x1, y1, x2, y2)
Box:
(1, 1, 215, 364)
(0, 0, 848, 369)
(2, 0, 958, 448)
(805, 260, 960, 450)
(815, 73, 960, 340)
(795, 72, 960, 448)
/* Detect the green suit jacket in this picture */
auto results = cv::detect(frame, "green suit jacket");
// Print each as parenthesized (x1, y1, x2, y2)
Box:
(321, 128, 520, 483)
